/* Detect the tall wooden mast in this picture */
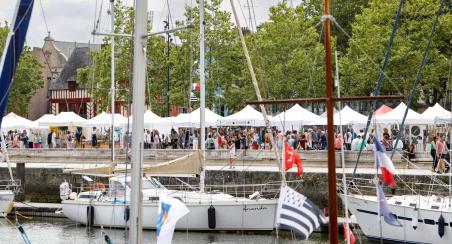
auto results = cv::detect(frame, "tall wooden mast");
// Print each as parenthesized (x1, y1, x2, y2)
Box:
(323, 0, 339, 243)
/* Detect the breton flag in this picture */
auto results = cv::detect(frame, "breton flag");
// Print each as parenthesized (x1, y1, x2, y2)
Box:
(275, 186, 327, 240)
(376, 182, 402, 227)
(374, 140, 396, 187)
(190, 92, 198, 102)
(191, 83, 200, 91)
(284, 141, 303, 176)
(156, 194, 190, 244)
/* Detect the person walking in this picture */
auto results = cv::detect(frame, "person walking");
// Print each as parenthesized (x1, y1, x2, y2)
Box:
(228, 141, 236, 169)
(436, 135, 450, 171)
(429, 136, 438, 171)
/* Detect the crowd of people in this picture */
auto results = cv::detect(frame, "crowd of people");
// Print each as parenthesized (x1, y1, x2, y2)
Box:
(1, 125, 450, 172)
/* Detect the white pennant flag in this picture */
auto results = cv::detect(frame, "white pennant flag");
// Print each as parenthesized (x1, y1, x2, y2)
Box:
(156, 194, 189, 244)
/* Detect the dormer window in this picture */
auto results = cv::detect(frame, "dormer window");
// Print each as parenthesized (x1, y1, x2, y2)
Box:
(68, 80, 77, 91)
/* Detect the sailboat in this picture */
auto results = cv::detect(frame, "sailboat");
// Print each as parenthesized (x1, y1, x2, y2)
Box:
(60, 0, 278, 231)
(338, 0, 452, 243)
(0, 0, 34, 218)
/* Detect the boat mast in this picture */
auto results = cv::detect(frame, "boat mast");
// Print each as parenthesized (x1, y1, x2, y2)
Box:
(129, 0, 147, 242)
(229, 0, 285, 184)
(110, 0, 116, 162)
(199, 0, 206, 192)
(335, 51, 351, 244)
(323, 0, 339, 242)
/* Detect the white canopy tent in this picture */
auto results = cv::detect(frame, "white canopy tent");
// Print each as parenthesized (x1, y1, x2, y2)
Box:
(374, 102, 427, 124)
(272, 104, 320, 129)
(309, 105, 367, 125)
(1, 112, 39, 130)
(421, 103, 451, 123)
(35, 114, 56, 124)
(218, 105, 269, 126)
(143, 110, 174, 133)
(172, 108, 223, 128)
(84, 112, 128, 127)
(39, 112, 87, 127)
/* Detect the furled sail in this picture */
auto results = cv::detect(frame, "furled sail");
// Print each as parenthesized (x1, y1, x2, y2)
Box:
(64, 150, 202, 177)
(0, 0, 34, 125)
(63, 165, 115, 177)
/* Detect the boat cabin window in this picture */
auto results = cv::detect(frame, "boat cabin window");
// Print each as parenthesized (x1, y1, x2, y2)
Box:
(424, 219, 435, 225)
(125, 178, 166, 190)
(110, 180, 126, 198)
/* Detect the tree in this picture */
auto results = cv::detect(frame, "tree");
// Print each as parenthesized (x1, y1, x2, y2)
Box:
(340, 0, 451, 107)
(0, 25, 44, 116)
(251, 3, 326, 105)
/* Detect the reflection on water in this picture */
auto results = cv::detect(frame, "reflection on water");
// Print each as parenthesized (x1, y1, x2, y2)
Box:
(0, 217, 330, 243)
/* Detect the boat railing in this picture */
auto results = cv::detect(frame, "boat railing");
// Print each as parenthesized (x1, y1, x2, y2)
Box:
(0, 179, 22, 193)
(338, 177, 452, 198)
(68, 180, 300, 200)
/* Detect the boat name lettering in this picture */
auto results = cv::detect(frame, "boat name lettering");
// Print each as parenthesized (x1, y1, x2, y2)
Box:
(243, 205, 267, 212)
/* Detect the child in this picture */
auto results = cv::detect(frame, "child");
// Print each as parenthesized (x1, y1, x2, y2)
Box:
(228, 141, 236, 169)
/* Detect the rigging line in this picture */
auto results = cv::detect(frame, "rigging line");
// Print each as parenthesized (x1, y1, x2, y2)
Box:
(349, 0, 404, 182)
(166, 0, 174, 29)
(390, 0, 445, 160)
(329, 17, 403, 96)
(38, 0, 49, 34)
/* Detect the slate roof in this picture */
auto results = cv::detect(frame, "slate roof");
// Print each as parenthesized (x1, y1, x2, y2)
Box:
(54, 41, 101, 61)
(49, 47, 90, 90)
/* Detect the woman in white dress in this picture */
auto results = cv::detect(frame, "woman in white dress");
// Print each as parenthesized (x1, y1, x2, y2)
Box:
(228, 141, 236, 169)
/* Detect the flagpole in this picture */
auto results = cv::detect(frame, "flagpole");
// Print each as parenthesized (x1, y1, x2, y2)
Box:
(323, 0, 339, 242)
(199, 0, 206, 193)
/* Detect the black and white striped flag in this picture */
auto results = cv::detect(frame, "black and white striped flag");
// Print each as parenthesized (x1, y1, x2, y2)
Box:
(275, 186, 328, 240)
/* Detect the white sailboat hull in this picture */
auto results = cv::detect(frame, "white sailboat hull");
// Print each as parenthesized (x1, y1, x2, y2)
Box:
(341, 194, 452, 244)
(0, 190, 14, 216)
(62, 198, 277, 230)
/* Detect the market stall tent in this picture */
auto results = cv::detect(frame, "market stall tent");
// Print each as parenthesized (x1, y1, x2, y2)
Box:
(309, 106, 367, 125)
(421, 103, 451, 122)
(374, 102, 428, 124)
(1, 112, 38, 130)
(38, 112, 87, 127)
(84, 112, 128, 127)
(218, 105, 269, 126)
(173, 108, 223, 128)
(374, 105, 393, 116)
(272, 104, 320, 129)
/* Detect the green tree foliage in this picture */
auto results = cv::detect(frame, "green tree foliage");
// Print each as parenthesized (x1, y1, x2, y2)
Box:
(340, 0, 451, 107)
(79, 0, 450, 115)
(0, 25, 44, 116)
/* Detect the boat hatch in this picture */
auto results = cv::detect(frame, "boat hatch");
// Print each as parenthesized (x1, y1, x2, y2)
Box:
(409, 203, 416, 207)
(395, 201, 402, 205)
(431, 205, 439, 210)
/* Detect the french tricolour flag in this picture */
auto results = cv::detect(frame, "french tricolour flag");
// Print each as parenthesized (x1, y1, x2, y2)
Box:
(374, 140, 396, 187)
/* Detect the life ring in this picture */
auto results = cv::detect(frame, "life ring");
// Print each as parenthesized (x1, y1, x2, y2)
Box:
(93, 182, 106, 191)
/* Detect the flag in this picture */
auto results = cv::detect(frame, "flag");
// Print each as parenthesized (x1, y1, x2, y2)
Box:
(284, 142, 303, 176)
(342, 220, 356, 244)
(190, 92, 198, 102)
(275, 186, 327, 240)
(374, 140, 396, 187)
(191, 83, 200, 91)
(156, 194, 190, 244)
(376, 183, 402, 227)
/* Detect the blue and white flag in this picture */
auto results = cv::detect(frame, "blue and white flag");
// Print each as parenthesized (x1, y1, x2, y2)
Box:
(156, 194, 189, 244)
(376, 183, 402, 227)
(275, 186, 327, 240)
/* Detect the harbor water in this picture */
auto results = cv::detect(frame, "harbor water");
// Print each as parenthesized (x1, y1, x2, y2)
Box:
(0, 217, 330, 243)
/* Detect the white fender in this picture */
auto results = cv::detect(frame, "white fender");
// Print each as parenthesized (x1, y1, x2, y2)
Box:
(59, 181, 71, 201)
(412, 216, 418, 230)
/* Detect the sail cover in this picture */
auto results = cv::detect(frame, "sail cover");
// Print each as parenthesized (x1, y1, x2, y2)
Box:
(0, 0, 34, 127)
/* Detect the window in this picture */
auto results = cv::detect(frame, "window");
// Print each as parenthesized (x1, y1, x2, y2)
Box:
(68, 80, 77, 91)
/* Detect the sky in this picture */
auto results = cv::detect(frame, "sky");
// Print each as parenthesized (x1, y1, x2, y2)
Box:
(0, 0, 302, 48)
